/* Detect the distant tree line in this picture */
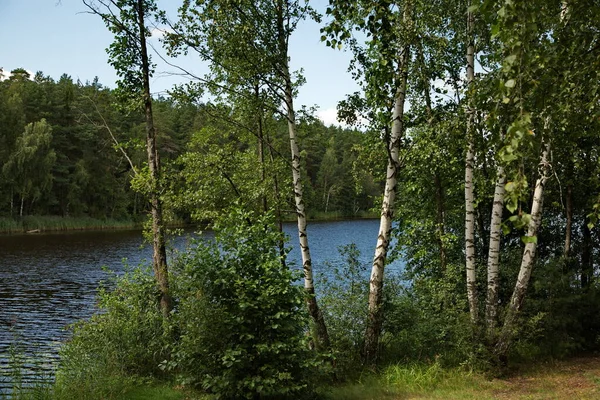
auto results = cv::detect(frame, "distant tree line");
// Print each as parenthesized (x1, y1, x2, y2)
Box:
(0, 68, 378, 221)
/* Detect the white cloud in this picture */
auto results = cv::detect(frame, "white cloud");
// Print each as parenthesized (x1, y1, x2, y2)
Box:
(0, 68, 35, 81)
(150, 27, 173, 40)
(317, 106, 371, 130)
(317, 107, 342, 127)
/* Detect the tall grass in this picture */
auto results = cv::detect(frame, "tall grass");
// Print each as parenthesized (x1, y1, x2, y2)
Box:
(0, 337, 54, 400)
(320, 362, 501, 400)
(306, 210, 379, 221)
(0, 216, 138, 234)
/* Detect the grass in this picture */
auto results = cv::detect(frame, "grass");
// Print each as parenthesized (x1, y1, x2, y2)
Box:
(3, 357, 600, 399)
(119, 385, 202, 400)
(0, 216, 139, 234)
(321, 357, 600, 399)
(0, 216, 194, 234)
(304, 210, 379, 221)
(0, 211, 378, 233)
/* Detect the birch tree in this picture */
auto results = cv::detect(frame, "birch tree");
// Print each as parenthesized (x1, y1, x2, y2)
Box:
(324, 0, 415, 364)
(83, 0, 173, 316)
(464, 0, 478, 325)
(2, 119, 56, 216)
(165, 0, 331, 349)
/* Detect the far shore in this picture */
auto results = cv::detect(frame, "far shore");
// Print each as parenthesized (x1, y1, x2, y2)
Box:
(0, 212, 379, 235)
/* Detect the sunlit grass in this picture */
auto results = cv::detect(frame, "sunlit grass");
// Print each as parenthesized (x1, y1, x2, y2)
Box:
(321, 358, 600, 400)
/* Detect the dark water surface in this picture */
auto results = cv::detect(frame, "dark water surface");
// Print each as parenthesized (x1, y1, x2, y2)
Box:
(0, 219, 400, 389)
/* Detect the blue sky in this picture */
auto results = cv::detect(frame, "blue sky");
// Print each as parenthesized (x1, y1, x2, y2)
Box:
(0, 0, 359, 125)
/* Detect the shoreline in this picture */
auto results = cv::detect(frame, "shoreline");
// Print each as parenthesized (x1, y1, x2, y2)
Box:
(0, 212, 380, 235)
(0, 216, 143, 235)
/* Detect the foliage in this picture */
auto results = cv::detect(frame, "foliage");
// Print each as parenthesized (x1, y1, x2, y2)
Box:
(54, 209, 316, 399)
(0, 69, 375, 222)
(55, 266, 170, 399)
(170, 209, 316, 399)
(317, 244, 370, 374)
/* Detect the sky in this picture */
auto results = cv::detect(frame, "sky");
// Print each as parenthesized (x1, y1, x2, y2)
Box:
(0, 0, 360, 126)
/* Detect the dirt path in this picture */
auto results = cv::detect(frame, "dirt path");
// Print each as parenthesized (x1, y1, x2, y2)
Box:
(490, 357, 600, 400)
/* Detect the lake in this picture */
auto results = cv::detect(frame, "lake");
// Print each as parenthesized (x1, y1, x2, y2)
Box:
(0, 219, 402, 389)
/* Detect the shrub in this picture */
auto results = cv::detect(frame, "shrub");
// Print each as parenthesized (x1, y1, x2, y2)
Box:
(170, 209, 316, 399)
(55, 266, 170, 399)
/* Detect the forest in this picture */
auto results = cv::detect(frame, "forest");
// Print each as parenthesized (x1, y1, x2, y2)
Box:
(0, 69, 377, 224)
(2, 0, 600, 399)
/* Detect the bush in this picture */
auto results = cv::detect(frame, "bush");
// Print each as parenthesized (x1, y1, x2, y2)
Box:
(55, 267, 170, 399)
(318, 244, 409, 375)
(54, 208, 319, 399)
(171, 209, 315, 399)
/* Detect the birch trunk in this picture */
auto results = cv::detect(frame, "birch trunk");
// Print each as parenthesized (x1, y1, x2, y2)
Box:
(363, 4, 412, 364)
(276, 0, 330, 349)
(495, 140, 551, 357)
(137, 0, 172, 317)
(485, 165, 505, 333)
(465, 1, 478, 324)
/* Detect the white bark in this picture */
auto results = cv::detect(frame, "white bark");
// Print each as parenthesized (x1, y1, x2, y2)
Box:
(363, 5, 411, 362)
(485, 165, 506, 333)
(465, 2, 478, 324)
(496, 139, 551, 356)
(276, 0, 329, 348)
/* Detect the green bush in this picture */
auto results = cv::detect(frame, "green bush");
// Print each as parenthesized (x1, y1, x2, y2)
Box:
(318, 244, 409, 375)
(317, 244, 369, 374)
(55, 267, 170, 399)
(170, 209, 315, 399)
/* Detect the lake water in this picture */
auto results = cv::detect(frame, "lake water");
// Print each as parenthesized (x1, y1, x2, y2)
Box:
(0, 219, 402, 390)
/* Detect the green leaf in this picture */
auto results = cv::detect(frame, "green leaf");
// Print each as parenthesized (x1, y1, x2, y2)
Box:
(504, 54, 518, 65)
(521, 235, 538, 244)
(505, 79, 516, 88)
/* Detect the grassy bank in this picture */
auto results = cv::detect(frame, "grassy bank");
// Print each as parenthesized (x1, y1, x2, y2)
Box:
(322, 357, 600, 399)
(307, 210, 379, 221)
(0, 211, 378, 234)
(0, 216, 140, 234)
(5, 357, 600, 399)
(280, 210, 380, 222)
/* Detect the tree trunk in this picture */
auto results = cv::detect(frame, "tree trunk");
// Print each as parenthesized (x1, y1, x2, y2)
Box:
(564, 184, 572, 258)
(255, 84, 268, 213)
(485, 165, 505, 334)
(363, 2, 412, 364)
(581, 217, 592, 288)
(418, 42, 447, 273)
(265, 129, 287, 262)
(495, 140, 551, 358)
(434, 173, 448, 272)
(276, 0, 330, 349)
(20, 196, 24, 217)
(465, 1, 478, 325)
(137, 0, 172, 318)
